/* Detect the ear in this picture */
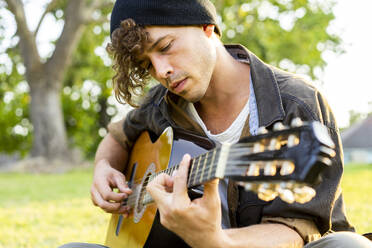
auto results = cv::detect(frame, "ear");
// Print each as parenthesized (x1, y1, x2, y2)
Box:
(202, 25, 215, 38)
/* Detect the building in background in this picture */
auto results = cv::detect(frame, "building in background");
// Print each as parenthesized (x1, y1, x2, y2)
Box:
(341, 115, 372, 164)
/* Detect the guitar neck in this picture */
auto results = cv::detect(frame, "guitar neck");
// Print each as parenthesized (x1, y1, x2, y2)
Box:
(141, 144, 231, 205)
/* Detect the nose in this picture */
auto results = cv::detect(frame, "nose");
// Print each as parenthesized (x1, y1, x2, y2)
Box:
(151, 55, 173, 80)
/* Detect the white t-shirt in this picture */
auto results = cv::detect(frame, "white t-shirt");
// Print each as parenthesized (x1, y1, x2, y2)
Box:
(186, 98, 250, 144)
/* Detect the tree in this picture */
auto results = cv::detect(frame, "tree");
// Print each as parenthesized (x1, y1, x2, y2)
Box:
(212, 0, 341, 79)
(1, 0, 342, 164)
(2, 0, 112, 160)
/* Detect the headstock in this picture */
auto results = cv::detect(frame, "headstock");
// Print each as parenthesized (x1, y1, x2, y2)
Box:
(224, 118, 335, 204)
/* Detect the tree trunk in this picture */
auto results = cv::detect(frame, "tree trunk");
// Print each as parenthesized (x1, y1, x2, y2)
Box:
(29, 82, 69, 160)
(5, 0, 108, 163)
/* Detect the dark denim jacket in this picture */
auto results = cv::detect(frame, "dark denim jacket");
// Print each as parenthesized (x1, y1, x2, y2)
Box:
(108, 44, 354, 243)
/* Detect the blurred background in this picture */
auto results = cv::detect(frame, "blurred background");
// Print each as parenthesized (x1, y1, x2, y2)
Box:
(0, 0, 371, 247)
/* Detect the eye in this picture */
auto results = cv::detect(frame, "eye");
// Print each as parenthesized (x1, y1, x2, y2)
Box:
(160, 42, 172, 52)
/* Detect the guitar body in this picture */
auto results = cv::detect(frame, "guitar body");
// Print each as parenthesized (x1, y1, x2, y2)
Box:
(105, 127, 212, 248)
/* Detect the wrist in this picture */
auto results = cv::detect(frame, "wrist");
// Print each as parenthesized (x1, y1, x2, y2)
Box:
(94, 159, 115, 175)
(199, 229, 234, 248)
(218, 229, 235, 248)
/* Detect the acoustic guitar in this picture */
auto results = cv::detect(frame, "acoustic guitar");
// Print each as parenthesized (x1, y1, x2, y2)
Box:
(105, 118, 335, 248)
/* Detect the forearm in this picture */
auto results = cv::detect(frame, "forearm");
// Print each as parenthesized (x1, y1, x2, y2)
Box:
(221, 223, 304, 248)
(94, 133, 129, 172)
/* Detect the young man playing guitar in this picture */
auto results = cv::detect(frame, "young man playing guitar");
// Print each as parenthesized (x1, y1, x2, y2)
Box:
(61, 0, 372, 247)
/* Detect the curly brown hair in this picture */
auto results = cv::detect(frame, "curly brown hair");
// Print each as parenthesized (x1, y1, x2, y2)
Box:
(107, 19, 151, 107)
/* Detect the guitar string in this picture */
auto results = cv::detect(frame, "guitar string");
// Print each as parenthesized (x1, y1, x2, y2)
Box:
(123, 161, 289, 208)
(122, 147, 271, 187)
(122, 157, 276, 207)
(120, 145, 290, 207)
(119, 134, 303, 207)
(121, 147, 278, 196)
(123, 145, 255, 186)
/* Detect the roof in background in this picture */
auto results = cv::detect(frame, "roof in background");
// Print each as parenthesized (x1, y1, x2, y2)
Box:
(341, 115, 372, 148)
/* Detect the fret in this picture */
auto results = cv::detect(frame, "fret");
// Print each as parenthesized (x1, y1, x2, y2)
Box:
(188, 159, 195, 187)
(202, 151, 214, 182)
(193, 156, 201, 185)
(208, 149, 217, 180)
(200, 152, 208, 183)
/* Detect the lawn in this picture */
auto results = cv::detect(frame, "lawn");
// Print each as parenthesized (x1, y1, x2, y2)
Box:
(0, 164, 371, 247)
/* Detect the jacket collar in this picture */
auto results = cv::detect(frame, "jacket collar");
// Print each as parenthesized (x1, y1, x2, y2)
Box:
(161, 44, 285, 128)
(227, 44, 285, 127)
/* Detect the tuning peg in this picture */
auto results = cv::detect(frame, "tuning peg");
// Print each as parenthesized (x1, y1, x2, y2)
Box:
(268, 138, 280, 150)
(293, 185, 316, 204)
(264, 161, 277, 176)
(280, 161, 295, 175)
(319, 146, 336, 158)
(258, 183, 278, 201)
(247, 162, 260, 176)
(278, 187, 295, 204)
(253, 142, 264, 153)
(257, 126, 268, 135)
(243, 183, 259, 193)
(287, 134, 299, 147)
(273, 122, 286, 131)
(290, 118, 303, 127)
(317, 156, 333, 166)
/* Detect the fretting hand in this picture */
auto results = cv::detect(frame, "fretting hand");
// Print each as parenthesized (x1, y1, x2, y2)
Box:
(146, 154, 230, 248)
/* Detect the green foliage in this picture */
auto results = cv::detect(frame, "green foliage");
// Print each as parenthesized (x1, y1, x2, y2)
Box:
(0, 0, 342, 158)
(0, 51, 31, 156)
(0, 1, 116, 158)
(212, 0, 341, 78)
(62, 17, 115, 158)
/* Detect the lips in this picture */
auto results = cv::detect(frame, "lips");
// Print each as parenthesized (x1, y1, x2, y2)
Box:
(170, 78, 187, 93)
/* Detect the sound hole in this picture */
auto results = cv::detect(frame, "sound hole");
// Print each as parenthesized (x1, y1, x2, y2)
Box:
(133, 162, 155, 223)
(137, 175, 150, 213)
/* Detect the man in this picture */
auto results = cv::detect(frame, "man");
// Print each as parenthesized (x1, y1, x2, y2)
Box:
(61, 0, 372, 247)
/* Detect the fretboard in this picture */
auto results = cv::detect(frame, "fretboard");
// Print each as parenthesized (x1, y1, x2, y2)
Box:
(141, 144, 231, 205)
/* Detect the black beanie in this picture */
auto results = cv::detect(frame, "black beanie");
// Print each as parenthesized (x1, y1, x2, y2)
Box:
(110, 0, 221, 37)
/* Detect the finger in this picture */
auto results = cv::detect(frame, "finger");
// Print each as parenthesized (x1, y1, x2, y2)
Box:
(117, 205, 131, 215)
(91, 187, 124, 213)
(112, 173, 132, 194)
(164, 175, 174, 193)
(146, 173, 170, 207)
(90, 186, 99, 206)
(173, 154, 191, 202)
(96, 180, 127, 202)
(202, 179, 220, 201)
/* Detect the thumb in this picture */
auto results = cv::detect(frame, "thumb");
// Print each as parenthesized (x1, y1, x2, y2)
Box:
(202, 179, 220, 201)
(146, 173, 170, 205)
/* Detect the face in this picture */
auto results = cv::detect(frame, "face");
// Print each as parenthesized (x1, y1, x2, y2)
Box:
(138, 25, 217, 102)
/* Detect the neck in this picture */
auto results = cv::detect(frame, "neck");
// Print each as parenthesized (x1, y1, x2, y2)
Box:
(199, 43, 251, 109)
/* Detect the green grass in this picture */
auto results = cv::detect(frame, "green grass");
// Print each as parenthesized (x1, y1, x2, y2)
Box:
(341, 163, 372, 234)
(0, 164, 371, 247)
(0, 168, 110, 248)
